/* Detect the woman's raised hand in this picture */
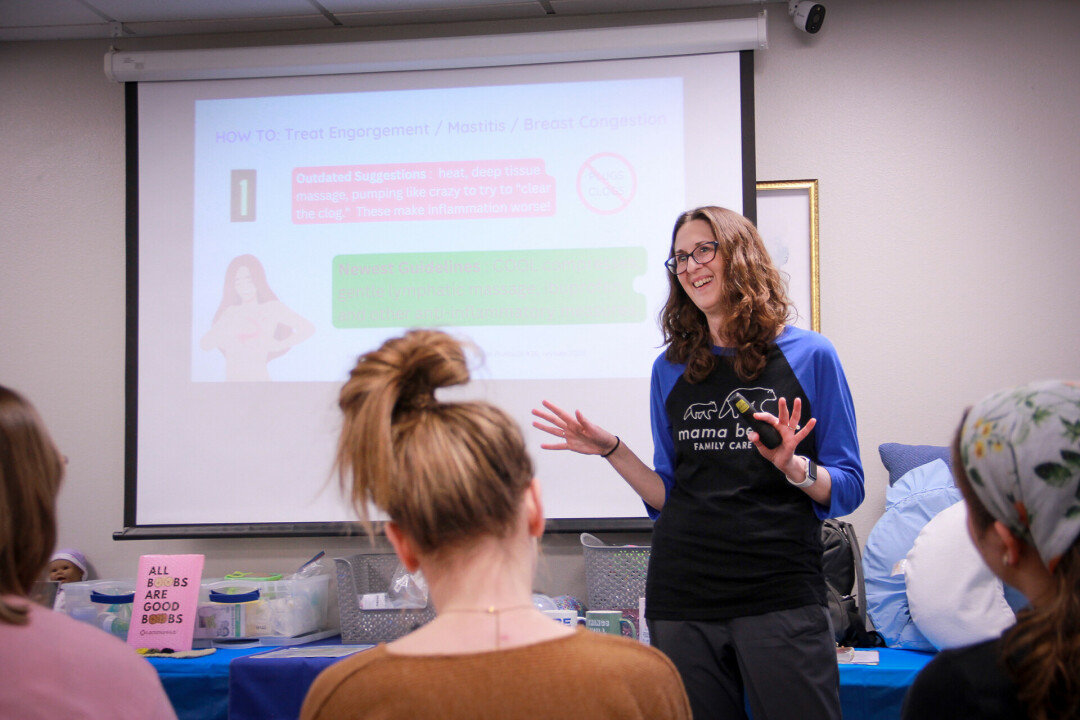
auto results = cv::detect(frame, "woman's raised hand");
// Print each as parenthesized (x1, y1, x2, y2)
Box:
(531, 400, 617, 457)
(750, 396, 816, 469)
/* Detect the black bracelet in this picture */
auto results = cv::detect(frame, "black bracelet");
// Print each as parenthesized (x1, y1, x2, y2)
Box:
(600, 436, 620, 458)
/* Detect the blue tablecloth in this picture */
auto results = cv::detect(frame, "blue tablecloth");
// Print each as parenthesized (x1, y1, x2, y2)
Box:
(151, 639, 934, 720)
(230, 641, 373, 720)
(838, 648, 934, 720)
(149, 645, 269, 720)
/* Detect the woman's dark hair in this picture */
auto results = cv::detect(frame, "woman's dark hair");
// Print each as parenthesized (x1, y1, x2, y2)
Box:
(211, 254, 278, 323)
(951, 415, 1080, 720)
(660, 206, 792, 383)
(0, 385, 64, 625)
(208, 253, 294, 358)
(336, 330, 534, 558)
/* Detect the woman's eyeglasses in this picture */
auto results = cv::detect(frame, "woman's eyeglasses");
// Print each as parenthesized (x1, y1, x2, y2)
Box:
(664, 241, 719, 275)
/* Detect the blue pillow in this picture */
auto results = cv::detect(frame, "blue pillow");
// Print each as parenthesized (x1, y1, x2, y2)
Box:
(862, 459, 962, 651)
(878, 443, 951, 486)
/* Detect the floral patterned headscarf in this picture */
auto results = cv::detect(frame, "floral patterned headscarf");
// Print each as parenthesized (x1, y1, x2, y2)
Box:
(960, 380, 1080, 570)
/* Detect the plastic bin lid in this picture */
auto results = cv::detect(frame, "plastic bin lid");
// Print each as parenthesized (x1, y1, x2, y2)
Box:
(225, 571, 283, 581)
(580, 533, 649, 549)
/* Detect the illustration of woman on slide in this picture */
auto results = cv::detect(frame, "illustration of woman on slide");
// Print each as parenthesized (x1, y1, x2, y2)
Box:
(200, 254, 314, 381)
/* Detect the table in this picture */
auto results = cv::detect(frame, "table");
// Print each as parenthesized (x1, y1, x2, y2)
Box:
(151, 640, 934, 720)
(230, 642, 374, 719)
(838, 648, 934, 720)
(149, 645, 268, 720)
(229, 643, 934, 720)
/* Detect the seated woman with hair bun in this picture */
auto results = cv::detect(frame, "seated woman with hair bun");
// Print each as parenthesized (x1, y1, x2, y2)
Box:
(903, 380, 1080, 720)
(300, 329, 690, 720)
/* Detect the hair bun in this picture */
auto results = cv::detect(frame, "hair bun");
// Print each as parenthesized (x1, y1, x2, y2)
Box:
(389, 330, 470, 414)
(336, 330, 532, 554)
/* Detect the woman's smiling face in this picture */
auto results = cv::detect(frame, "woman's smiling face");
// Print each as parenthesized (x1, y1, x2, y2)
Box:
(673, 219, 725, 318)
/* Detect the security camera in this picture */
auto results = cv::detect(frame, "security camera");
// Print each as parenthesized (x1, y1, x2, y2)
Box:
(789, 0, 826, 34)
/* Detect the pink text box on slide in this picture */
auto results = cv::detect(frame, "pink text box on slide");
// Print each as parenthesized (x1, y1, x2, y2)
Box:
(292, 159, 555, 223)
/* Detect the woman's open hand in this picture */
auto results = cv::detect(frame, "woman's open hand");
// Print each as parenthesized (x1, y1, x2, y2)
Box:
(750, 397, 816, 472)
(531, 400, 618, 457)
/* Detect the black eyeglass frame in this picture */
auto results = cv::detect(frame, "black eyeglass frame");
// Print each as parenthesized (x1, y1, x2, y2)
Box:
(664, 241, 720, 276)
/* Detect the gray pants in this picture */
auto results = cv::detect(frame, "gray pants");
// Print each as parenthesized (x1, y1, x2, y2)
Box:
(650, 605, 841, 720)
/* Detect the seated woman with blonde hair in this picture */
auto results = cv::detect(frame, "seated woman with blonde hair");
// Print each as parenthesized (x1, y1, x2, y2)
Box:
(903, 380, 1080, 720)
(300, 330, 690, 720)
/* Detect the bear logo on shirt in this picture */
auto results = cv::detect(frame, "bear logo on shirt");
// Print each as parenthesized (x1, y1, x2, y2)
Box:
(683, 401, 718, 421)
(720, 388, 778, 419)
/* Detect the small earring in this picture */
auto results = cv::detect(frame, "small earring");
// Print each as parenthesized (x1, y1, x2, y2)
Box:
(1002, 553, 1011, 567)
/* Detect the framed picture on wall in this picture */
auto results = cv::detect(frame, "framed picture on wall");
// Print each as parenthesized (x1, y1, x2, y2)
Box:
(756, 179, 820, 331)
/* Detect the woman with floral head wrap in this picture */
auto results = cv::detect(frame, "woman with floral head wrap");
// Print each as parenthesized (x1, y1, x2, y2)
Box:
(903, 380, 1080, 720)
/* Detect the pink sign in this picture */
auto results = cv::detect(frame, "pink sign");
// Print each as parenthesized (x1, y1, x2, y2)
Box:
(127, 554, 205, 651)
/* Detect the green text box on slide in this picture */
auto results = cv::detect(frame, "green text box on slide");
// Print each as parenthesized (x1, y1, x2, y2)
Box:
(332, 248, 647, 328)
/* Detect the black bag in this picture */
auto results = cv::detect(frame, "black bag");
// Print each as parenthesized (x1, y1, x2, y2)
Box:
(821, 518, 882, 647)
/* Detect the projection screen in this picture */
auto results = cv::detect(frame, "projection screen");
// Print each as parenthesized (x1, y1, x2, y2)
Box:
(118, 24, 759, 537)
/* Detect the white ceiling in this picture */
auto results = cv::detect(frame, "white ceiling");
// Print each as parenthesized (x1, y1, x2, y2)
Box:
(0, 0, 772, 42)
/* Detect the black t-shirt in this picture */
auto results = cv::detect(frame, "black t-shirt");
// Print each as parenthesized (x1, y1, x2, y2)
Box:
(646, 344, 825, 621)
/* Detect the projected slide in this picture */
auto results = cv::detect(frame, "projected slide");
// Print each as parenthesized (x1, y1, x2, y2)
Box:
(190, 77, 684, 383)
(134, 50, 747, 527)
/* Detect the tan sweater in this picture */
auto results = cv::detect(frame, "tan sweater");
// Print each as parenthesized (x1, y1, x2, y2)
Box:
(300, 627, 691, 720)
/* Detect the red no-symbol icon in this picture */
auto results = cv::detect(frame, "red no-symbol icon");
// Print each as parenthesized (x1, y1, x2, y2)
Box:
(577, 153, 637, 215)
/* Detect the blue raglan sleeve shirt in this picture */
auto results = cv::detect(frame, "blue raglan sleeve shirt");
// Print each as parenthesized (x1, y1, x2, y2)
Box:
(781, 329, 864, 519)
(646, 328, 863, 521)
(647, 354, 680, 519)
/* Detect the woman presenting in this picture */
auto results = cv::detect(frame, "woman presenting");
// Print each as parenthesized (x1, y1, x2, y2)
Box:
(534, 206, 864, 720)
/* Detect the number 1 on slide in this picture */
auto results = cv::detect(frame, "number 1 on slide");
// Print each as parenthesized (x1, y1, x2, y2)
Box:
(231, 169, 257, 222)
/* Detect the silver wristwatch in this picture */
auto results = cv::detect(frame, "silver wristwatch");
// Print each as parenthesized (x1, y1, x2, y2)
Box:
(789, 456, 817, 488)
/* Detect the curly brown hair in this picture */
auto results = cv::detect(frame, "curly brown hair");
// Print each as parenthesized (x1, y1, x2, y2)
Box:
(660, 206, 792, 383)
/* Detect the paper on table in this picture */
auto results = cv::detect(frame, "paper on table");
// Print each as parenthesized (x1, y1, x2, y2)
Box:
(837, 648, 880, 665)
(253, 645, 375, 659)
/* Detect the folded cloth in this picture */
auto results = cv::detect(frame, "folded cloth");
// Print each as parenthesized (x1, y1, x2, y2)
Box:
(136, 647, 217, 659)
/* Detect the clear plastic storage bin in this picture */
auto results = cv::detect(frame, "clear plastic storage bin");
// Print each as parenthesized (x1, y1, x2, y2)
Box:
(193, 573, 333, 643)
(60, 579, 137, 639)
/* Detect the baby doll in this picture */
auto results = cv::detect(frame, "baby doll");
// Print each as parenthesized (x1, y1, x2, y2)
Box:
(48, 549, 89, 610)
(48, 549, 88, 584)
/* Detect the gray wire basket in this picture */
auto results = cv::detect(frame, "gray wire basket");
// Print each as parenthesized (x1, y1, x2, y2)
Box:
(334, 553, 436, 644)
(580, 532, 650, 611)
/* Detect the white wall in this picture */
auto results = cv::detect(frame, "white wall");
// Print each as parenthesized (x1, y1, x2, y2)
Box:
(3, 0, 1079, 602)
(755, 0, 1080, 539)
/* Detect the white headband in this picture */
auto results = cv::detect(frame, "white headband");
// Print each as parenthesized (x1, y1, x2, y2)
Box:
(50, 549, 88, 579)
